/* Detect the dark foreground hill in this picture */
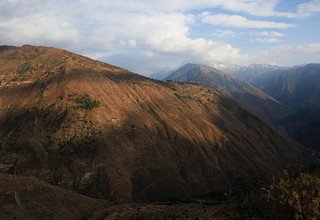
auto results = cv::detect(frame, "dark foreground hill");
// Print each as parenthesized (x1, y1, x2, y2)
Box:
(0, 45, 311, 205)
(0, 173, 248, 219)
(0, 173, 108, 219)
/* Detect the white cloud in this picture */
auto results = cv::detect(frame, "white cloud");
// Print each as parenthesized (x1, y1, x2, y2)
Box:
(251, 31, 284, 38)
(0, 1, 253, 74)
(201, 13, 295, 29)
(212, 29, 239, 37)
(0, 0, 318, 75)
(255, 43, 320, 65)
(297, 0, 320, 17)
(78, 0, 295, 18)
(249, 31, 284, 44)
(0, 13, 80, 48)
(254, 38, 281, 43)
(215, 0, 296, 18)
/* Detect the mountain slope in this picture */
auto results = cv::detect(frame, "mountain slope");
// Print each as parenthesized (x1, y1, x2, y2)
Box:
(0, 45, 310, 202)
(164, 63, 291, 123)
(253, 63, 320, 112)
(279, 109, 320, 150)
(0, 173, 108, 219)
(247, 63, 320, 151)
(206, 61, 245, 74)
(0, 173, 248, 219)
(149, 69, 175, 80)
(233, 64, 287, 84)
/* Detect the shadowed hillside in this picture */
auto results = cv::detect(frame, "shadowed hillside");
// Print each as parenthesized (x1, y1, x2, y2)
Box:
(253, 64, 320, 112)
(0, 45, 311, 205)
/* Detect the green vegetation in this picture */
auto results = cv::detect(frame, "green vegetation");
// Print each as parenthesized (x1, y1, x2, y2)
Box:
(1, 51, 18, 60)
(220, 169, 320, 219)
(174, 93, 192, 100)
(265, 170, 320, 219)
(17, 61, 31, 74)
(73, 94, 100, 110)
(53, 58, 67, 66)
(44, 70, 54, 77)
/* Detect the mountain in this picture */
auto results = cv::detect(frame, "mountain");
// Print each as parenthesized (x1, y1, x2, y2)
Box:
(0, 173, 248, 219)
(164, 63, 292, 123)
(149, 69, 175, 80)
(0, 45, 310, 203)
(205, 62, 287, 85)
(233, 63, 288, 84)
(252, 63, 320, 112)
(279, 109, 320, 150)
(0, 173, 108, 219)
(237, 63, 320, 151)
(206, 61, 245, 74)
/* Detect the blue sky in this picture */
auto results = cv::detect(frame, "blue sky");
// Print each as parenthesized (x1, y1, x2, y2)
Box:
(0, 0, 319, 75)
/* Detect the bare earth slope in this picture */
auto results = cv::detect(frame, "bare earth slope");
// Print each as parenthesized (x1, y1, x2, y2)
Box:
(0, 173, 108, 219)
(0, 45, 310, 203)
(0, 173, 245, 219)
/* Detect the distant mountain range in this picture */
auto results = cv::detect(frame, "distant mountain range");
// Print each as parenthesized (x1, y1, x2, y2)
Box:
(164, 63, 291, 123)
(149, 69, 176, 80)
(160, 62, 320, 151)
(233, 64, 289, 84)
(251, 63, 320, 150)
(205, 61, 245, 74)
(252, 63, 320, 112)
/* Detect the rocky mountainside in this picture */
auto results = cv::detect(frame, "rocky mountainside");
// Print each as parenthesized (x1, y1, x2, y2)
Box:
(149, 69, 175, 80)
(233, 64, 287, 84)
(164, 63, 291, 123)
(253, 63, 320, 112)
(0, 173, 246, 219)
(233, 63, 320, 151)
(206, 61, 245, 75)
(0, 45, 310, 204)
(205, 62, 287, 85)
(279, 109, 320, 151)
(0, 173, 108, 219)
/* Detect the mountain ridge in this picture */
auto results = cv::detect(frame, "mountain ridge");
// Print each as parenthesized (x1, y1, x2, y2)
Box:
(164, 63, 292, 123)
(0, 45, 311, 203)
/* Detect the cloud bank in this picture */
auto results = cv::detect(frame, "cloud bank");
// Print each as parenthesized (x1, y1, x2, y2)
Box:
(0, 0, 319, 74)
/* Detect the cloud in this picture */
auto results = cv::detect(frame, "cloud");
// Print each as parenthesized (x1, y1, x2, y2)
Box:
(215, 0, 296, 18)
(0, 13, 80, 48)
(251, 31, 284, 38)
(297, 0, 320, 17)
(254, 38, 281, 43)
(256, 43, 320, 65)
(0, 0, 318, 75)
(0, 0, 253, 74)
(212, 29, 239, 37)
(79, 0, 295, 17)
(201, 13, 295, 29)
(249, 31, 284, 44)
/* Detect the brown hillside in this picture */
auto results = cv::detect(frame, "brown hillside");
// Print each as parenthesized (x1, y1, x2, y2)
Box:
(0, 173, 108, 219)
(0, 45, 311, 202)
(164, 63, 292, 123)
(0, 173, 244, 219)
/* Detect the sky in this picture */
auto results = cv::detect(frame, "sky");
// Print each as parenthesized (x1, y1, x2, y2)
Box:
(0, 0, 320, 75)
